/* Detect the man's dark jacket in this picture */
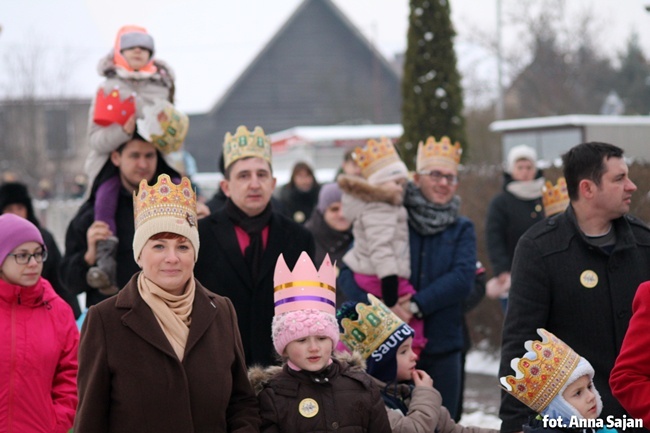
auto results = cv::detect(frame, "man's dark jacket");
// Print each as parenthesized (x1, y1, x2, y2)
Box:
(60, 156, 179, 309)
(194, 208, 314, 367)
(499, 206, 650, 433)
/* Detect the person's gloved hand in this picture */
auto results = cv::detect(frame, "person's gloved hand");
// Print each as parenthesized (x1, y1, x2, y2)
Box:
(381, 275, 399, 307)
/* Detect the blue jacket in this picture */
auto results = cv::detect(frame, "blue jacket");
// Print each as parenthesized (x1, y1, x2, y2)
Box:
(339, 216, 476, 355)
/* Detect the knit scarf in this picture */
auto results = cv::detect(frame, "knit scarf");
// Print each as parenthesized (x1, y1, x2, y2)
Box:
(506, 177, 545, 200)
(403, 182, 460, 236)
(226, 199, 273, 284)
(137, 273, 195, 361)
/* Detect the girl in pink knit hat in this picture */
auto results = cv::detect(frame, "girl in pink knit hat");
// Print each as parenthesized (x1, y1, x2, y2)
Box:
(249, 251, 391, 433)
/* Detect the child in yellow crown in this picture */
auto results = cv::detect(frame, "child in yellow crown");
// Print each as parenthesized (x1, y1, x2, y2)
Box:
(501, 328, 616, 433)
(337, 138, 426, 355)
(249, 252, 391, 433)
(338, 294, 497, 433)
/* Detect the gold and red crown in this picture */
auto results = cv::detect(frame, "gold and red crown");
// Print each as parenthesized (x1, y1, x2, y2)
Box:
(339, 294, 407, 360)
(500, 328, 580, 412)
(133, 174, 197, 231)
(542, 177, 570, 217)
(353, 137, 401, 178)
(223, 125, 272, 169)
(416, 136, 462, 171)
(93, 87, 136, 126)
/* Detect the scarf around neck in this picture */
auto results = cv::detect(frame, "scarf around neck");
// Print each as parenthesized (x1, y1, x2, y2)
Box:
(138, 273, 195, 361)
(403, 182, 460, 236)
(506, 177, 545, 200)
(226, 199, 273, 284)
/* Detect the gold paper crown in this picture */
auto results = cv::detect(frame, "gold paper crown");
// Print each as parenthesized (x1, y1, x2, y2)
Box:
(339, 294, 407, 359)
(223, 125, 272, 169)
(353, 137, 402, 179)
(416, 136, 462, 171)
(150, 105, 189, 155)
(500, 328, 580, 412)
(542, 177, 570, 217)
(133, 174, 197, 231)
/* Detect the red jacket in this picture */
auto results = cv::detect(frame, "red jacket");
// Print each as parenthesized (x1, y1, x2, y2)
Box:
(0, 277, 79, 433)
(610, 280, 650, 425)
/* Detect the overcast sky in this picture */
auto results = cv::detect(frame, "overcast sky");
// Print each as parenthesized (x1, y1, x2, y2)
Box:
(2, 0, 650, 114)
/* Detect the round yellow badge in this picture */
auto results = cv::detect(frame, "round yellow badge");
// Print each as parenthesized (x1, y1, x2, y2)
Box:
(299, 398, 319, 418)
(294, 211, 306, 223)
(580, 270, 598, 288)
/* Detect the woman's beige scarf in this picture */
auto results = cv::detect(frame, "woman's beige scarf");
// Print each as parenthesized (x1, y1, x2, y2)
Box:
(137, 273, 195, 361)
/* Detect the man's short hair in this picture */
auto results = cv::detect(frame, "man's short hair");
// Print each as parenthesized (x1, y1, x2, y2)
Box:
(561, 142, 624, 200)
(223, 156, 273, 180)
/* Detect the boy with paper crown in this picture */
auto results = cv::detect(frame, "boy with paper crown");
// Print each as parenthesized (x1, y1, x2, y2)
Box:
(500, 328, 616, 433)
(84, 24, 188, 295)
(249, 252, 391, 433)
(337, 137, 426, 356)
(338, 294, 496, 433)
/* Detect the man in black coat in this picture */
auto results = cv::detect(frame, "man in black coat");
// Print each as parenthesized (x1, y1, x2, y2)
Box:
(60, 136, 180, 309)
(499, 142, 650, 433)
(195, 126, 314, 368)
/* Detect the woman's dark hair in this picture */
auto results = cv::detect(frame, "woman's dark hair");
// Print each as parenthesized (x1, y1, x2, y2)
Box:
(290, 161, 316, 186)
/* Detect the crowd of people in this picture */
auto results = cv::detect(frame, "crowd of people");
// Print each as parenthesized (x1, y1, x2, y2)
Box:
(2, 24, 650, 433)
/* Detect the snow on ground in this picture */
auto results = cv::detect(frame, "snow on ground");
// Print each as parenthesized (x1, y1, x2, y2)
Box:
(465, 348, 500, 376)
(461, 348, 502, 429)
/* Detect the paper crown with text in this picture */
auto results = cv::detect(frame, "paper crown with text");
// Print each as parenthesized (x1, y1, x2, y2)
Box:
(542, 177, 570, 217)
(500, 328, 581, 412)
(338, 294, 412, 360)
(352, 137, 403, 179)
(132, 174, 199, 260)
(223, 125, 272, 170)
(271, 252, 339, 355)
(93, 87, 136, 126)
(136, 100, 189, 155)
(416, 136, 462, 171)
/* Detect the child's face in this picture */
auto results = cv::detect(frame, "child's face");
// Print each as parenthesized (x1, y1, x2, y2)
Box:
(122, 47, 152, 71)
(395, 337, 418, 382)
(1, 241, 44, 287)
(285, 335, 333, 372)
(562, 375, 599, 419)
(379, 178, 407, 190)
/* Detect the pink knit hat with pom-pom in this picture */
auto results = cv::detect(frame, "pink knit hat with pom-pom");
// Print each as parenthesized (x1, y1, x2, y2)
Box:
(271, 252, 339, 355)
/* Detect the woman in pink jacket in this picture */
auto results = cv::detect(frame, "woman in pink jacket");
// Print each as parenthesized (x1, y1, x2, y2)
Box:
(0, 213, 79, 432)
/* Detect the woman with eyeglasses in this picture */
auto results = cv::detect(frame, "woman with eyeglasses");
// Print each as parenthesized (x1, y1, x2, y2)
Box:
(0, 213, 79, 433)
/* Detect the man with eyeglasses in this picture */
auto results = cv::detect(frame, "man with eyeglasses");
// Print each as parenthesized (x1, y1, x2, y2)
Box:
(339, 136, 476, 420)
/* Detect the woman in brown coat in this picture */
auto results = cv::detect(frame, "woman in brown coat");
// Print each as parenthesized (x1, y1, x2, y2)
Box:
(75, 174, 260, 433)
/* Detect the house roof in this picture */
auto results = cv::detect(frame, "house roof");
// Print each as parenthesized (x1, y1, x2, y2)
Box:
(184, 0, 403, 172)
(490, 115, 650, 132)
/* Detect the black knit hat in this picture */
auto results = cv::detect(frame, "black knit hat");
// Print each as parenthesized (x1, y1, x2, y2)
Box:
(0, 182, 39, 227)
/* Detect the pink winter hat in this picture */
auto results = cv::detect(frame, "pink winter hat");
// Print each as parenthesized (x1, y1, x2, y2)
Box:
(0, 213, 45, 266)
(271, 252, 340, 355)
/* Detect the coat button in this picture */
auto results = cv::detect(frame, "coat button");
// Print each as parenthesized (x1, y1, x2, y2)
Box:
(332, 422, 339, 429)
(618, 310, 626, 319)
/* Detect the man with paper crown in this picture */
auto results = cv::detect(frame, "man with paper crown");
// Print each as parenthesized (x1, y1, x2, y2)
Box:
(338, 294, 497, 433)
(499, 142, 650, 433)
(248, 252, 391, 433)
(338, 135, 476, 421)
(195, 125, 315, 367)
(501, 329, 616, 433)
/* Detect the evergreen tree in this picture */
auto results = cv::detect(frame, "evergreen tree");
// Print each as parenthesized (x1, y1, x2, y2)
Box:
(400, 0, 466, 168)
(616, 32, 650, 115)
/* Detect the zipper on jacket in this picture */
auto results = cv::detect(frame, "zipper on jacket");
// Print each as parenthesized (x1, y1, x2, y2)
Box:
(8, 301, 17, 431)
